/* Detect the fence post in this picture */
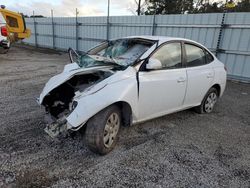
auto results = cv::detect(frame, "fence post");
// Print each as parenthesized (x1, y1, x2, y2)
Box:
(106, 0, 110, 41)
(33, 11, 38, 47)
(51, 9, 55, 49)
(216, 11, 227, 56)
(152, 14, 156, 36)
(75, 8, 79, 51)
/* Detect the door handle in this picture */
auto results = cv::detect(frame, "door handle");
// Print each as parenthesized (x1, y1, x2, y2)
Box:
(177, 77, 186, 83)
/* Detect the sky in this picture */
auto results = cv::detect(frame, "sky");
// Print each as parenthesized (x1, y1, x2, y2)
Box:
(0, 0, 137, 17)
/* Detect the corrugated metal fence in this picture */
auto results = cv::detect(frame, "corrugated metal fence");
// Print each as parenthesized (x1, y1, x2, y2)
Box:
(23, 13, 250, 82)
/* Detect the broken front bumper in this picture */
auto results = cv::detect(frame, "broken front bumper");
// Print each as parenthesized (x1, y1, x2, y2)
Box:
(44, 113, 68, 138)
(37, 97, 85, 138)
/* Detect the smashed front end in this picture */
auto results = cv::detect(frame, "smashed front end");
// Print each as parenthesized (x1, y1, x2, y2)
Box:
(39, 69, 113, 137)
(39, 38, 156, 137)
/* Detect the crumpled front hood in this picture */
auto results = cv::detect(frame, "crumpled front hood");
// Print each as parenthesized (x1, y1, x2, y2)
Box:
(39, 64, 114, 104)
(73, 66, 137, 100)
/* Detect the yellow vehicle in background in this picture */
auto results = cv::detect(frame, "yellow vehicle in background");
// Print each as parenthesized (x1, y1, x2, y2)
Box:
(0, 5, 31, 53)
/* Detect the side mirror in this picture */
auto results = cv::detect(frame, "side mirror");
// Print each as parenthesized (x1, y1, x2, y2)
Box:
(146, 58, 162, 70)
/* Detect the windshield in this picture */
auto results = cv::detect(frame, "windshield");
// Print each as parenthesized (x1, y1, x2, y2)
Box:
(77, 38, 155, 68)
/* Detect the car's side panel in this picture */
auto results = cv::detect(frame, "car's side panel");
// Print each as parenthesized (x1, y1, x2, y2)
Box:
(183, 63, 215, 107)
(138, 69, 187, 121)
(212, 60, 227, 97)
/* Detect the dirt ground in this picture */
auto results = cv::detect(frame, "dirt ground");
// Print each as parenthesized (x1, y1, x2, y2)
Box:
(0, 46, 250, 188)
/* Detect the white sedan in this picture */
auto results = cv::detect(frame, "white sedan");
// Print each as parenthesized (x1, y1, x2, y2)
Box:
(39, 36, 227, 155)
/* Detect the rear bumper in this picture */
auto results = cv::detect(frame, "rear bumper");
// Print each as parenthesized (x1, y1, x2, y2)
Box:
(220, 82, 226, 97)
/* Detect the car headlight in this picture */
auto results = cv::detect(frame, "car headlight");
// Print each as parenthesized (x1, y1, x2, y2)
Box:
(70, 101, 78, 111)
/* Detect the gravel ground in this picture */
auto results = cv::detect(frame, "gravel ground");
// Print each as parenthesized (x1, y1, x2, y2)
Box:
(0, 46, 250, 188)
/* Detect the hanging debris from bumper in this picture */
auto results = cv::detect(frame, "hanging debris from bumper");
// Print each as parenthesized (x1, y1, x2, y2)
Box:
(44, 113, 67, 138)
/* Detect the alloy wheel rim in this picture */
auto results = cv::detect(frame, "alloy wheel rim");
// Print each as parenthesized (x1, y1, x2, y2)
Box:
(204, 92, 217, 113)
(103, 113, 120, 148)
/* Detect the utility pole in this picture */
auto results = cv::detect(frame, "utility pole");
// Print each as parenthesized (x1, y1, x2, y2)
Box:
(75, 8, 79, 51)
(107, 0, 110, 40)
(137, 0, 141, 16)
(33, 10, 37, 47)
(107, 0, 110, 20)
(51, 9, 55, 49)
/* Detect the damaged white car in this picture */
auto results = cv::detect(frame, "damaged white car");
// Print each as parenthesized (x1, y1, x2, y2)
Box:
(38, 36, 227, 155)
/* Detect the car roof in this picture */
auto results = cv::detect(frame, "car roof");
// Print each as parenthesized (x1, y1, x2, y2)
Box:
(120, 35, 209, 51)
(121, 35, 205, 45)
(122, 35, 172, 41)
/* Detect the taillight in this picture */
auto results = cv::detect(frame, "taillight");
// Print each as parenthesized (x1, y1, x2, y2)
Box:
(1, 26, 8, 37)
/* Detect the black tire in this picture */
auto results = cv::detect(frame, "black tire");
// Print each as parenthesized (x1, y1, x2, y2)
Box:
(194, 87, 218, 114)
(85, 105, 121, 155)
(0, 47, 9, 54)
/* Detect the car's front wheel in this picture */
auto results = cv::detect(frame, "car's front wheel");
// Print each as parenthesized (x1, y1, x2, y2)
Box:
(195, 87, 218, 114)
(85, 105, 121, 155)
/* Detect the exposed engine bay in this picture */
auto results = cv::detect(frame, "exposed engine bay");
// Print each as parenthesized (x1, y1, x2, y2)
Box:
(41, 70, 113, 130)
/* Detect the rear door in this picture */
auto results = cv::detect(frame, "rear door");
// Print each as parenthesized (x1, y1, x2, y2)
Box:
(183, 43, 214, 107)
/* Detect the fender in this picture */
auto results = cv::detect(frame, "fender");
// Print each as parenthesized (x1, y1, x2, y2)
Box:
(66, 69, 138, 128)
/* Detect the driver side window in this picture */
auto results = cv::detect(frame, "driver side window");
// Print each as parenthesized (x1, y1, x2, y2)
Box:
(151, 42, 182, 69)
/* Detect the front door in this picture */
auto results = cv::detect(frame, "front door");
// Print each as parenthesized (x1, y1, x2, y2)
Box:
(138, 42, 187, 121)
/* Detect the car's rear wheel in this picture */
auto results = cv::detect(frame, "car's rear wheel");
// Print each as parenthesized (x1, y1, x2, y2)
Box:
(195, 87, 218, 114)
(85, 105, 121, 155)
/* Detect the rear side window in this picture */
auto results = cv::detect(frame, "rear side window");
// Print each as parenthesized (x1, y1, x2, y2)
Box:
(6, 16, 19, 28)
(205, 50, 214, 63)
(185, 44, 206, 67)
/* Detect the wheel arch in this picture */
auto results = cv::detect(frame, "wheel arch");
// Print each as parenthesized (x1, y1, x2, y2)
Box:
(113, 101, 133, 127)
(67, 75, 138, 129)
(88, 101, 133, 127)
(211, 83, 221, 96)
(67, 98, 135, 130)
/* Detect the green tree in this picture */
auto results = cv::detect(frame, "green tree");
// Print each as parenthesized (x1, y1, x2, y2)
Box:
(193, 2, 224, 13)
(235, 0, 250, 12)
(144, 0, 250, 14)
(144, 0, 194, 15)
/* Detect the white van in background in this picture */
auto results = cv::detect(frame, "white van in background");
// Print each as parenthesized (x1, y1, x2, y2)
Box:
(0, 11, 10, 53)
